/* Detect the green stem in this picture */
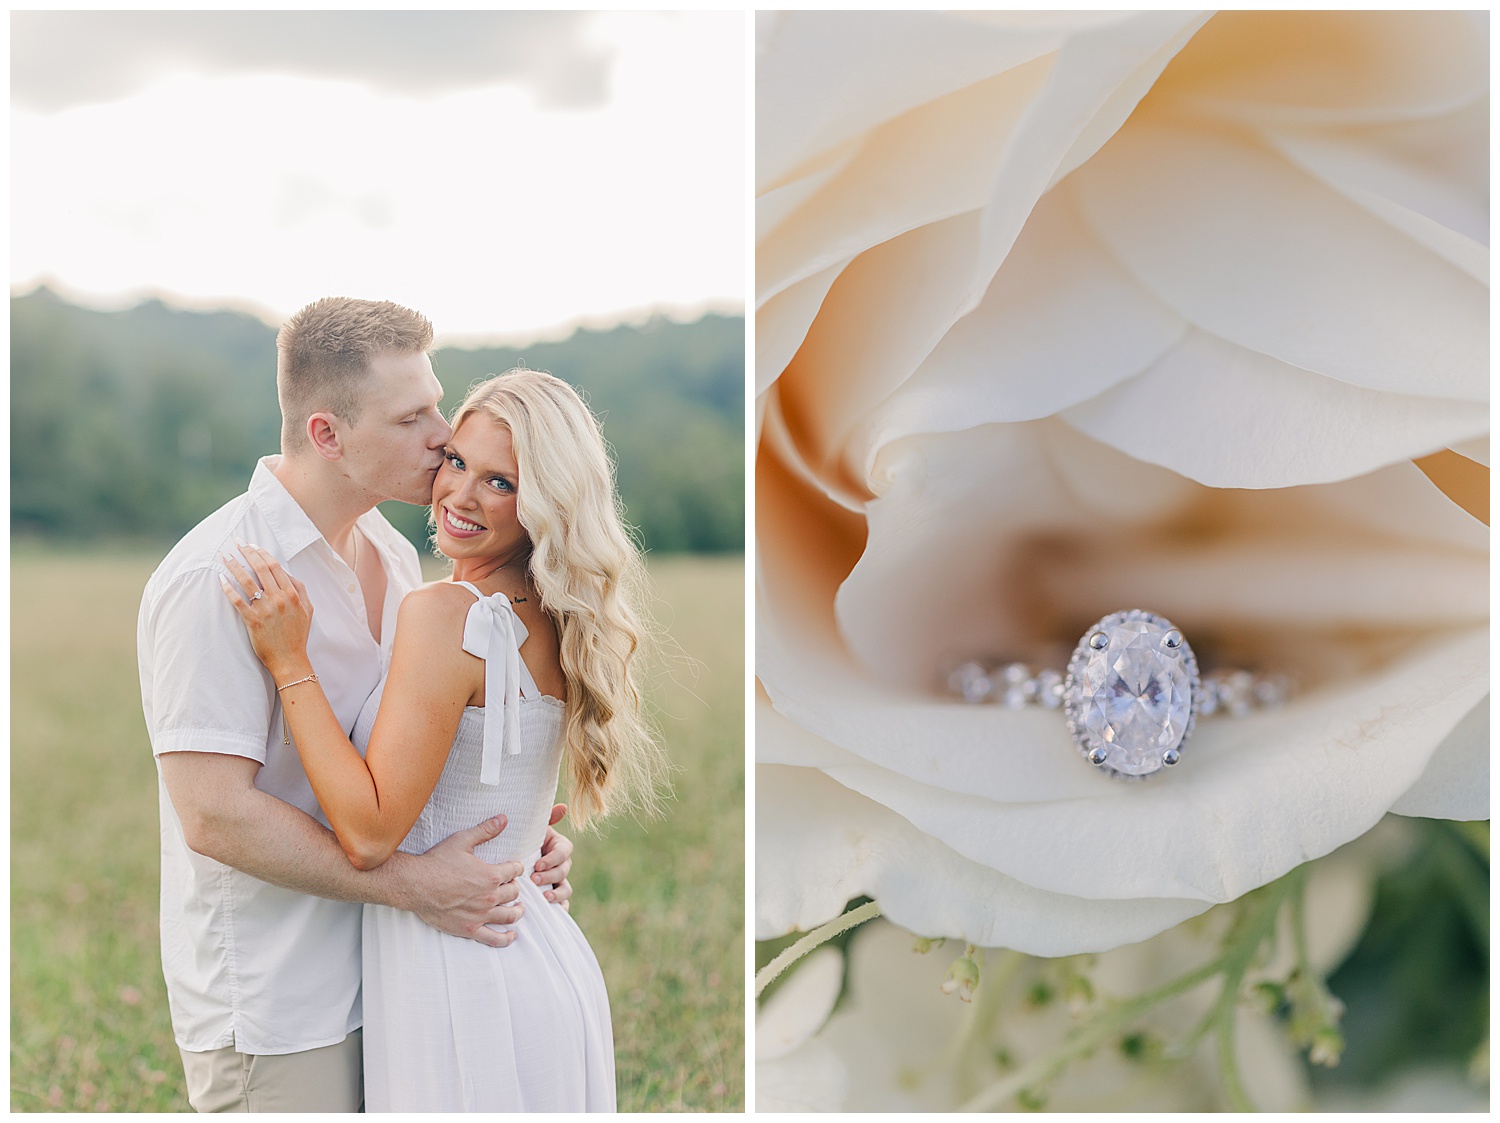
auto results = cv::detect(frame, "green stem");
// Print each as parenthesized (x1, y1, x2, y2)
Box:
(1206, 868, 1304, 1112)
(956, 949, 1228, 1111)
(958, 870, 1303, 1113)
(754, 900, 882, 998)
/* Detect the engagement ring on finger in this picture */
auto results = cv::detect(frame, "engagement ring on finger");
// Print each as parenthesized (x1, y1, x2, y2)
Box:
(251, 590, 264, 602)
(948, 609, 1289, 780)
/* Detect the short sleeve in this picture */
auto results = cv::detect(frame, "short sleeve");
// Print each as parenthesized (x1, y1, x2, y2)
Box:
(140, 566, 275, 761)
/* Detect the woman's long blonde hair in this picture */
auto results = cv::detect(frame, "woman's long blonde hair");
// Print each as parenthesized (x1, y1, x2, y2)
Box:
(446, 369, 664, 826)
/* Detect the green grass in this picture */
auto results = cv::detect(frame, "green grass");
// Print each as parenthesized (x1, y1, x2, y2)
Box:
(11, 549, 745, 1112)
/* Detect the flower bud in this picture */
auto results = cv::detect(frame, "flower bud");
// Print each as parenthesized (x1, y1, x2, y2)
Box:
(940, 954, 980, 1003)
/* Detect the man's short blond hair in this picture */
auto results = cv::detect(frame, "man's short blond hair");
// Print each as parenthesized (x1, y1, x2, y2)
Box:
(276, 297, 434, 452)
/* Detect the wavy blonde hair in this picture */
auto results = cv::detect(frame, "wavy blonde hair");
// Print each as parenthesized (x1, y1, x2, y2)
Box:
(447, 369, 665, 826)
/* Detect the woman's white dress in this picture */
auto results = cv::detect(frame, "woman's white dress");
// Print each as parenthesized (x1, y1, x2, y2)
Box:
(353, 582, 616, 1112)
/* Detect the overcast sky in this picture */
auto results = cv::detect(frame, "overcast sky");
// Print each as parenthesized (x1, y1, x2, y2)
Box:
(11, 11, 745, 343)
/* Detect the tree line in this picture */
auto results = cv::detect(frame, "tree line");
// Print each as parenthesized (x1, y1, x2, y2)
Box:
(12, 288, 744, 554)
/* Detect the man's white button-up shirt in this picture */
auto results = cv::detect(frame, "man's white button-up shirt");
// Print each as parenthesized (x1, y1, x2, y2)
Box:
(138, 458, 423, 1055)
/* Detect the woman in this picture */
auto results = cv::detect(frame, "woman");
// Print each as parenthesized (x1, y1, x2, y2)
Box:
(221, 369, 664, 1111)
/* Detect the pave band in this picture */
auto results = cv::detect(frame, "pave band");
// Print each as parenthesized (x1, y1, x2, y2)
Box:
(948, 609, 1290, 780)
(948, 661, 1290, 716)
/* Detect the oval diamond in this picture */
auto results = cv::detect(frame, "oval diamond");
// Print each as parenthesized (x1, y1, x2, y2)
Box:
(1063, 610, 1198, 778)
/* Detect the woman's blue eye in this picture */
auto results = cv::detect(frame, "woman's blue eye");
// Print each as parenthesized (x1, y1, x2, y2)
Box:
(445, 452, 465, 470)
(489, 477, 514, 493)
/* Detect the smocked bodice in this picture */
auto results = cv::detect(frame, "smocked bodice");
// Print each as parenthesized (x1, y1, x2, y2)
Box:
(350, 584, 566, 867)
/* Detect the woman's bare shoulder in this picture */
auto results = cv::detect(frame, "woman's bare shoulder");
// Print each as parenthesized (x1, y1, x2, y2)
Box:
(393, 581, 479, 646)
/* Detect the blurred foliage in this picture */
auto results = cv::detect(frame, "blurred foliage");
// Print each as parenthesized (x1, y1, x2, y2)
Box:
(1308, 818, 1488, 1094)
(11, 287, 744, 554)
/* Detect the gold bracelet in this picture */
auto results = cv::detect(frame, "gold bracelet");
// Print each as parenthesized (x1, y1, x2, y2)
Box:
(277, 673, 318, 744)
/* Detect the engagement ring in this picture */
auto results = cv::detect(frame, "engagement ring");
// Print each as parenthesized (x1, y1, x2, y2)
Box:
(948, 609, 1289, 780)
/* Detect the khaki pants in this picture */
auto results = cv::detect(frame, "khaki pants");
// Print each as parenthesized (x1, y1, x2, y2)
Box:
(179, 1029, 363, 1113)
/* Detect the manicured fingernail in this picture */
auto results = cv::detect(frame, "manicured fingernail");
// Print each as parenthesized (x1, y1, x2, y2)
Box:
(545, 891, 555, 902)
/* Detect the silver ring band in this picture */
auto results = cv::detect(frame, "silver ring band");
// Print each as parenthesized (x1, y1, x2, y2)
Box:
(948, 609, 1290, 780)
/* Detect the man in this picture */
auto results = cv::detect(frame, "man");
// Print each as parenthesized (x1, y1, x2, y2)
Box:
(137, 297, 575, 1112)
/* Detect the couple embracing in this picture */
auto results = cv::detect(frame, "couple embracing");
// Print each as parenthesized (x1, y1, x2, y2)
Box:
(137, 297, 662, 1111)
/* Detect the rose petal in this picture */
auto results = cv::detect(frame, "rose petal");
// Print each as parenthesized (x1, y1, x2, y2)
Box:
(756, 761, 1209, 954)
(755, 264, 844, 397)
(1450, 436, 1489, 467)
(839, 426, 1484, 691)
(756, 10, 1113, 192)
(1297, 459, 1489, 554)
(757, 947, 845, 1061)
(1159, 10, 1489, 126)
(774, 214, 984, 500)
(756, 138, 860, 248)
(1061, 330, 1488, 488)
(756, 1043, 847, 1113)
(818, 627, 1487, 903)
(1265, 119, 1487, 282)
(853, 186, 1188, 458)
(758, 53, 1053, 300)
(811, 923, 963, 1112)
(1388, 695, 1489, 820)
(1073, 118, 1487, 401)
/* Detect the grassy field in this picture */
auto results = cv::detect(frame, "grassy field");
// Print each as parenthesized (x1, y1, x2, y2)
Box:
(11, 548, 745, 1112)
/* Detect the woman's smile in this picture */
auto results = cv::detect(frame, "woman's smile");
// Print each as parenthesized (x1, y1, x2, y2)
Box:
(441, 505, 488, 538)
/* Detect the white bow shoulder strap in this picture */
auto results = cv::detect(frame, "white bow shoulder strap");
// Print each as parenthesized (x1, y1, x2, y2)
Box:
(460, 593, 531, 786)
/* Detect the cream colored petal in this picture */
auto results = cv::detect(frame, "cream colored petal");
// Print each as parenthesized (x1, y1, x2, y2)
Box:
(763, 12, 1208, 304)
(757, 947, 845, 1061)
(840, 424, 1484, 694)
(756, 10, 1094, 191)
(1449, 436, 1489, 467)
(852, 186, 1187, 463)
(756, 1045, 848, 1113)
(811, 922, 964, 1112)
(840, 422, 1196, 692)
(1159, 10, 1488, 126)
(968, 11, 1209, 284)
(1266, 123, 1487, 283)
(1061, 331, 1489, 488)
(756, 137, 860, 248)
(1074, 120, 1487, 400)
(773, 214, 984, 500)
(755, 763, 1209, 953)
(1032, 541, 1488, 634)
(758, 54, 1054, 300)
(755, 264, 844, 396)
(1294, 459, 1489, 555)
(817, 627, 1487, 903)
(768, 422, 1485, 811)
(1388, 695, 1489, 820)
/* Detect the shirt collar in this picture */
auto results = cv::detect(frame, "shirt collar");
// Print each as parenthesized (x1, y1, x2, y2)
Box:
(247, 457, 327, 561)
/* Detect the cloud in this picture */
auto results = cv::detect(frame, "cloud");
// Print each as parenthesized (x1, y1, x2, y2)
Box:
(11, 11, 613, 113)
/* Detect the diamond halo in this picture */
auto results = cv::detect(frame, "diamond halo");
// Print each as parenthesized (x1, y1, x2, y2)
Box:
(1062, 609, 1200, 780)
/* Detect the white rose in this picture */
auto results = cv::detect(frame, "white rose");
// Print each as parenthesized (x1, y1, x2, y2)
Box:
(756, 10, 1487, 955)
